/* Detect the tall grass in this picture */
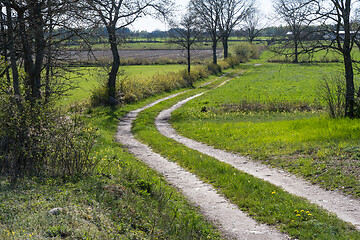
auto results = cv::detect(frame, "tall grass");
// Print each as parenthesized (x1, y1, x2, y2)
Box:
(59, 65, 187, 106)
(90, 66, 211, 105)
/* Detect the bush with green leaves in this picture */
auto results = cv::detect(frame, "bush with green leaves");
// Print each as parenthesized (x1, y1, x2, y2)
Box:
(232, 42, 260, 62)
(0, 95, 97, 179)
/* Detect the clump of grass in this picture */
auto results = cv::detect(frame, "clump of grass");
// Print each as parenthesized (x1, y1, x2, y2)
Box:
(232, 42, 260, 62)
(220, 100, 323, 113)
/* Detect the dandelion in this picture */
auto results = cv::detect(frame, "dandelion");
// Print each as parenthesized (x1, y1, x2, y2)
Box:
(300, 210, 304, 213)
(271, 190, 276, 195)
(308, 213, 312, 216)
(296, 214, 301, 217)
(294, 210, 299, 213)
(306, 211, 309, 214)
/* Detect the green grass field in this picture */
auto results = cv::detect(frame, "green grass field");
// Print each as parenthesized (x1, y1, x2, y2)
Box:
(133, 69, 360, 239)
(2, 47, 360, 239)
(171, 62, 360, 198)
(60, 64, 186, 105)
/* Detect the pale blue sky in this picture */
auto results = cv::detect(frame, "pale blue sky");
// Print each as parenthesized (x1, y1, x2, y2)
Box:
(131, 0, 274, 32)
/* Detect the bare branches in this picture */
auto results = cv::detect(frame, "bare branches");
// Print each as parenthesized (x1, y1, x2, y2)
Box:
(78, 0, 175, 102)
(168, 12, 202, 76)
(189, 0, 254, 62)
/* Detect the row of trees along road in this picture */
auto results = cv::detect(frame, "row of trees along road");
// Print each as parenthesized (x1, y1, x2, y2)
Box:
(1, 0, 360, 113)
(273, 0, 360, 118)
(188, 0, 255, 64)
(0, 0, 260, 104)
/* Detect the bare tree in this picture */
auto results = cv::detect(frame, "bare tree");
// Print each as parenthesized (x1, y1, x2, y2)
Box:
(189, 0, 222, 64)
(243, 6, 264, 43)
(273, 0, 319, 63)
(218, 0, 254, 58)
(168, 12, 202, 78)
(80, 0, 174, 104)
(314, 0, 360, 117)
(273, 0, 360, 117)
(0, 0, 82, 101)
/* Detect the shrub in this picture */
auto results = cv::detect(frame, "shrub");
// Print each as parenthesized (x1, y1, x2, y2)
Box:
(232, 42, 260, 62)
(207, 63, 222, 74)
(90, 82, 109, 106)
(224, 56, 241, 68)
(318, 73, 346, 118)
(90, 66, 211, 106)
(0, 96, 97, 179)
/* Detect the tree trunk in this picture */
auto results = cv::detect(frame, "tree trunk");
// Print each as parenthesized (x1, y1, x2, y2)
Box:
(45, 1, 53, 102)
(187, 44, 191, 74)
(107, 26, 120, 102)
(222, 36, 229, 59)
(343, 0, 355, 118)
(6, 4, 20, 95)
(212, 40, 217, 64)
(343, 51, 354, 117)
(293, 34, 299, 63)
(18, 3, 44, 101)
(0, 6, 11, 85)
(32, 1, 45, 100)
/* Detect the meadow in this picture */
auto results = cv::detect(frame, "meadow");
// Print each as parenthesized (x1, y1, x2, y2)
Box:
(60, 64, 186, 105)
(0, 66, 220, 239)
(2, 45, 360, 239)
(170, 62, 360, 198)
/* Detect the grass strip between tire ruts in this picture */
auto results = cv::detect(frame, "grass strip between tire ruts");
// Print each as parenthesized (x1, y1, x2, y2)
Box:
(132, 68, 360, 240)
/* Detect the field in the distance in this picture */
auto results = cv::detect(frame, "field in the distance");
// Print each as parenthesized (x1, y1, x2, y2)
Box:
(60, 64, 187, 105)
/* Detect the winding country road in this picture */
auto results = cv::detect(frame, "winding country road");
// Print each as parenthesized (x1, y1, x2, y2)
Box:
(116, 70, 360, 238)
(116, 74, 289, 239)
(156, 89, 360, 231)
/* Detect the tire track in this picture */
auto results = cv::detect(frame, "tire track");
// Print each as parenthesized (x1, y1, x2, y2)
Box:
(116, 73, 290, 239)
(155, 83, 360, 231)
